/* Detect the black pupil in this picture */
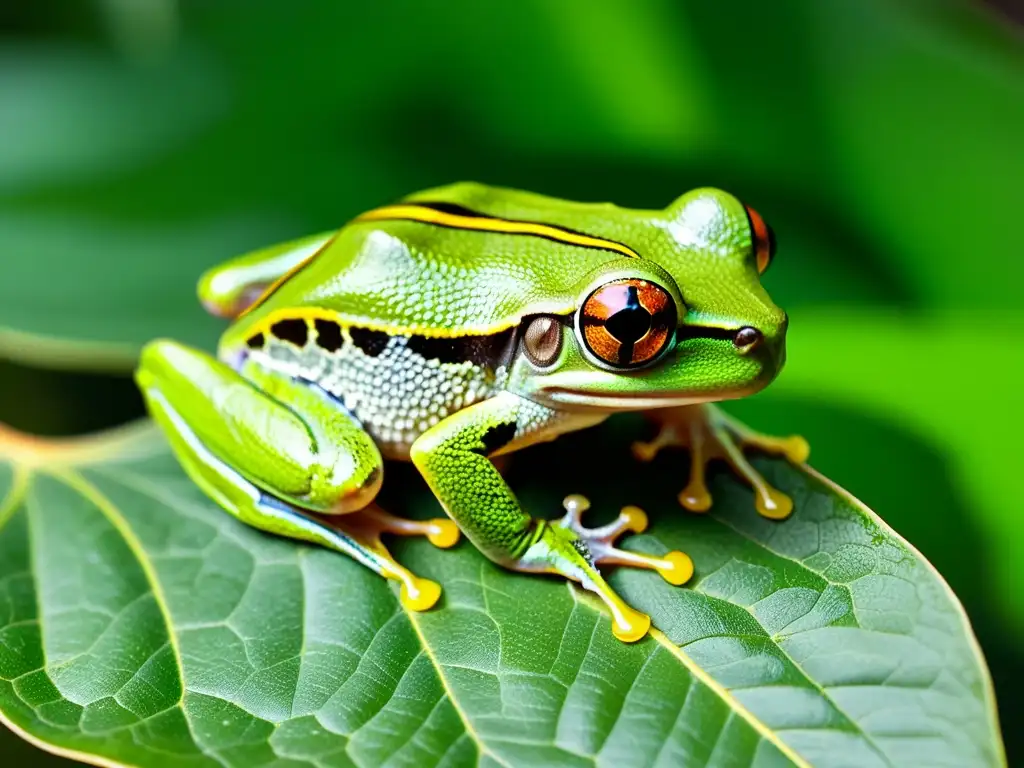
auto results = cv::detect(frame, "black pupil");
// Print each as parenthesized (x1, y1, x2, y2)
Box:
(604, 287, 651, 343)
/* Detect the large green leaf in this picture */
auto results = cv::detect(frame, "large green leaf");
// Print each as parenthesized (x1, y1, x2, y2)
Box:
(0, 418, 1003, 767)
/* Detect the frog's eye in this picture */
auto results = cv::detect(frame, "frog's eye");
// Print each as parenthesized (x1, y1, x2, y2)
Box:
(745, 205, 776, 274)
(523, 316, 563, 368)
(578, 278, 678, 369)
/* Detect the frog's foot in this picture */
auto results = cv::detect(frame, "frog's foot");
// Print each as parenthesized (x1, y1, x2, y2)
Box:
(316, 504, 460, 612)
(518, 495, 693, 643)
(558, 495, 694, 586)
(632, 404, 809, 520)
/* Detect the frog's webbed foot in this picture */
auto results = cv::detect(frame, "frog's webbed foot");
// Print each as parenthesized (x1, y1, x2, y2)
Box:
(557, 495, 694, 585)
(632, 404, 809, 520)
(519, 495, 693, 643)
(315, 504, 460, 612)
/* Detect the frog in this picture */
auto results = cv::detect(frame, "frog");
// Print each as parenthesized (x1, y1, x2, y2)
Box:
(135, 182, 808, 643)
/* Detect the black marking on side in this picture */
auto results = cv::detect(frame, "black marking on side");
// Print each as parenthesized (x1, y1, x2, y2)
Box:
(349, 326, 391, 357)
(271, 318, 309, 347)
(246, 332, 266, 349)
(406, 201, 638, 259)
(479, 421, 518, 456)
(314, 319, 344, 352)
(407, 328, 516, 368)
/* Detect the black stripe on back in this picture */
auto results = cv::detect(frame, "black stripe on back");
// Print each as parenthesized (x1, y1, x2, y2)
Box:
(409, 200, 631, 252)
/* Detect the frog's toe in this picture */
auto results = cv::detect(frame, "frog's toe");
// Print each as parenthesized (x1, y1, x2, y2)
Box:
(424, 518, 461, 549)
(399, 575, 442, 611)
(639, 405, 808, 521)
(349, 505, 461, 550)
(557, 495, 694, 587)
(318, 504, 458, 609)
(717, 448, 794, 520)
(678, 462, 713, 514)
(630, 422, 683, 463)
(610, 607, 651, 643)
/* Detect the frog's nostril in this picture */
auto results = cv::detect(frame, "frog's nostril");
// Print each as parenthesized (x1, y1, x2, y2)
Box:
(734, 326, 762, 349)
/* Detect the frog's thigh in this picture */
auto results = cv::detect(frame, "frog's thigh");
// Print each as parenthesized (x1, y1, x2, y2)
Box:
(137, 339, 380, 512)
(136, 340, 450, 610)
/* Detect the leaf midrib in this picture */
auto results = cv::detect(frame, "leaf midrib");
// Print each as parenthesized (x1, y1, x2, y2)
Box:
(569, 587, 809, 768)
(403, 606, 515, 768)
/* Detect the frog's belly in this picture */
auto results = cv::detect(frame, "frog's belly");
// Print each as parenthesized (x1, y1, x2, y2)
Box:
(237, 331, 506, 459)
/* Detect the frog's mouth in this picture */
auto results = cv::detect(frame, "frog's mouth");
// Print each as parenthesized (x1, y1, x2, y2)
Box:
(541, 388, 742, 411)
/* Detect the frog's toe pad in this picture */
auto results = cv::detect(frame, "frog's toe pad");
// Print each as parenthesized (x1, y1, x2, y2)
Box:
(755, 487, 794, 520)
(557, 496, 694, 589)
(425, 518, 460, 549)
(399, 577, 442, 611)
(678, 484, 712, 513)
(781, 435, 811, 463)
(611, 606, 651, 643)
(657, 551, 694, 586)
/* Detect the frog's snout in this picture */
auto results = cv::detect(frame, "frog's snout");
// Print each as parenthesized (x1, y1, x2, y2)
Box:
(734, 312, 787, 377)
(762, 312, 789, 372)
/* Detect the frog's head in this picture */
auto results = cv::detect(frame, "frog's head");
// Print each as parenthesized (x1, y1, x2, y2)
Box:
(510, 188, 786, 411)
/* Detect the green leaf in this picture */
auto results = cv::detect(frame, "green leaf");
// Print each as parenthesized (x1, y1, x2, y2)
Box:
(0, 419, 1003, 767)
(775, 309, 1024, 633)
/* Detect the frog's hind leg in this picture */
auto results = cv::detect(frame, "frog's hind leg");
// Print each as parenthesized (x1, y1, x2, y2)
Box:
(633, 403, 809, 519)
(136, 339, 458, 610)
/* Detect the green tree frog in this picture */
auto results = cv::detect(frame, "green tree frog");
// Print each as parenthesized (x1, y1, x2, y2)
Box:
(136, 183, 808, 643)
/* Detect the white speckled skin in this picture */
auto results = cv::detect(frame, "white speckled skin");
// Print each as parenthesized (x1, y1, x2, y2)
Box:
(247, 330, 510, 458)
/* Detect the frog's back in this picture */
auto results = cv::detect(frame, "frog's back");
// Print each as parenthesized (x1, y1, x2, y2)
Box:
(229, 182, 653, 341)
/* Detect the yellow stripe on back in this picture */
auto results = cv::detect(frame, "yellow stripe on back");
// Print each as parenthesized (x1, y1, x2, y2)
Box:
(355, 204, 642, 260)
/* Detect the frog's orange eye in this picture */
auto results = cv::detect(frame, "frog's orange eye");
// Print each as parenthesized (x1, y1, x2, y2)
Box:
(745, 205, 776, 274)
(579, 278, 678, 368)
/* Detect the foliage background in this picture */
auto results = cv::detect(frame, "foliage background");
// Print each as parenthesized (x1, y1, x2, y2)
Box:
(0, 0, 1020, 764)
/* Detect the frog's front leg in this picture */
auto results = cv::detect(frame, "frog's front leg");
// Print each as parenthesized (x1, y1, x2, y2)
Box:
(136, 340, 458, 610)
(411, 392, 693, 643)
(197, 231, 335, 318)
(633, 404, 809, 519)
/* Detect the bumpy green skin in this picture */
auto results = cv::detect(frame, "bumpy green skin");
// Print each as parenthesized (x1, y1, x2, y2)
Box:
(136, 182, 788, 633)
(410, 393, 533, 559)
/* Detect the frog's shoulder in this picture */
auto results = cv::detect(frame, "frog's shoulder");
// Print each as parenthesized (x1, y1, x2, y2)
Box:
(228, 183, 655, 343)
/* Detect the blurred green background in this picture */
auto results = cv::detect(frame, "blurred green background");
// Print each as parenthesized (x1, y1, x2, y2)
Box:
(1, 0, 1021, 764)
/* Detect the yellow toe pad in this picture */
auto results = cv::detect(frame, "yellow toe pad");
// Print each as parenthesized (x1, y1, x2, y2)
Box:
(400, 577, 442, 611)
(611, 606, 652, 643)
(657, 551, 694, 586)
(426, 518, 460, 549)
